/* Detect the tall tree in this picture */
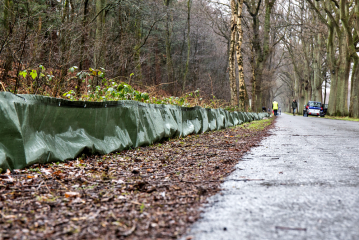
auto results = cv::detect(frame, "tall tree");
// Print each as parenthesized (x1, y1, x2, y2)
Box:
(164, 0, 175, 91)
(235, 0, 248, 110)
(306, 0, 351, 116)
(183, 0, 192, 93)
(229, 0, 238, 106)
(244, 0, 277, 111)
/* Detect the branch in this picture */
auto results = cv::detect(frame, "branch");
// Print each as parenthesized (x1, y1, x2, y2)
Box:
(255, 0, 262, 15)
(330, 0, 339, 8)
(134, 14, 167, 53)
(305, 0, 330, 28)
(0, 82, 6, 91)
(208, 0, 230, 8)
(90, 3, 113, 24)
(244, 0, 262, 17)
(272, 35, 284, 48)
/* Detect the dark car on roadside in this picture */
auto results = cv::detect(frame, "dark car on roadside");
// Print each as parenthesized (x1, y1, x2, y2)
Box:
(303, 101, 325, 117)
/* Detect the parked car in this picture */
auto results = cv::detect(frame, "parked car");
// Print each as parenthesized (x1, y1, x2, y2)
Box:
(303, 101, 325, 117)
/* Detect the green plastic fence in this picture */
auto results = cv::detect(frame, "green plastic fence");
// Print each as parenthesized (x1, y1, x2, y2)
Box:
(0, 92, 269, 170)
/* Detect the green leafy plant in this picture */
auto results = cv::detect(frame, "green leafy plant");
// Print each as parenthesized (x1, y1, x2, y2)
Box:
(60, 68, 237, 110)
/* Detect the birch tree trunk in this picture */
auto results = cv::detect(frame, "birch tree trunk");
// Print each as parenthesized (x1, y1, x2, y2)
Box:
(236, 0, 247, 110)
(229, 0, 238, 106)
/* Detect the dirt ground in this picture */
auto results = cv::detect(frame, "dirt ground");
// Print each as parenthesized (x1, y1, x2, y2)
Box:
(0, 118, 274, 240)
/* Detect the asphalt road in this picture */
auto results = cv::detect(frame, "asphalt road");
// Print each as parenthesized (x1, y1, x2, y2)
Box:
(184, 113, 359, 240)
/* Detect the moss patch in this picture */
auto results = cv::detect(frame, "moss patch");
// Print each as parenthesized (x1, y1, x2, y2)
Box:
(240, 118, 274, 131)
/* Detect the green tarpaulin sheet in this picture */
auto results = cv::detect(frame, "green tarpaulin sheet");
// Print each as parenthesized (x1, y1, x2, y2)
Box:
(0, 93, 269, 170)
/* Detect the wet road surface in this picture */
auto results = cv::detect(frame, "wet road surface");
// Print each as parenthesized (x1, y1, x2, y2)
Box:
(184, 113, 359, 240)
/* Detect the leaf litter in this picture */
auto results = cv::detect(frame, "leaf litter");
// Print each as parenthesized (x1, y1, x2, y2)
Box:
(0, 118, 274, 239)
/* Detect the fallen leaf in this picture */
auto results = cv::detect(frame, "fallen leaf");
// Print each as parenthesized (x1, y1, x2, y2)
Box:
(41, 168, 52, 175)
(72, 197, 86, 204)
(65, 192, 81, 198)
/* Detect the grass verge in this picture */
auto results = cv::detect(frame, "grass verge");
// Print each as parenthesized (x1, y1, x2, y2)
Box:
(323, 116, 359, 122)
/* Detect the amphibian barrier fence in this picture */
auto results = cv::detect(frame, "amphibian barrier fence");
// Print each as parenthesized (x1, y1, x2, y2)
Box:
(0, 93, 269, 170)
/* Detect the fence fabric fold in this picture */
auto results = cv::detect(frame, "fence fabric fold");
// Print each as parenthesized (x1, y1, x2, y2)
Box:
(0, 93, 269, 170)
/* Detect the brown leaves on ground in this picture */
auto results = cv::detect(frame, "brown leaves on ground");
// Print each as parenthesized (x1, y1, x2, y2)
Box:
(0, 118, 274, 239)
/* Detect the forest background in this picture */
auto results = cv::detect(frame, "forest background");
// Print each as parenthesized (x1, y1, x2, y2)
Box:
(0, 0, 358, 117)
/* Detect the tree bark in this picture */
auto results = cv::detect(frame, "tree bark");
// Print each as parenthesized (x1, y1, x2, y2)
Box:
(313, 2, 323, 102)
(245, 0, 276, 112)
(250, 43, 256, 111)
(78, 0, 89, 95)
(94, 0, 106, 71)
(182, 0, 192, 93)
(2, 0, 14, 84)
(134, 0, 143, 84)
(229, 0, 238, 106)
(164, 0, 175, 93)
(349, 57, 359, 118)
(236, 0, 247, 110)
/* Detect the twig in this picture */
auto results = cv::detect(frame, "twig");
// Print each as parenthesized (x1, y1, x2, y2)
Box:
(0, 82, 6, 91)
(208, 73, 214, 96)
(275, 226, 307, 231)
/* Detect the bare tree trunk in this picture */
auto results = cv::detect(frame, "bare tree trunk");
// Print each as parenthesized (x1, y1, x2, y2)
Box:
(349, 57, 359, 117)
(313, 32, 322, 101)
(154, 36, 161, 85)
(236, 0, 247, 110)
(2, 0, 14, 84)
(229, 0, 238, 106)
(349, 0, 359, 117)
(245, 0, 276, 112)
(311, 0, 322, 102)
(78, 0, 89, 95)
(55, 0, 70, 96)
(94, 0, 106, 73)
(326, 8, 337, 116)
(182, 0, 191, 93)
(164, 0, 174, 93)
(303, 41, 312, 102)
(250, 43, 256, 111)
(134, 0, 142, 84)
(335, 33, 350, 116)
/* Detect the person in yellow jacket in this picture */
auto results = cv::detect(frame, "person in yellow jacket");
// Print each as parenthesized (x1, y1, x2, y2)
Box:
(272, 100, 279, 116)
